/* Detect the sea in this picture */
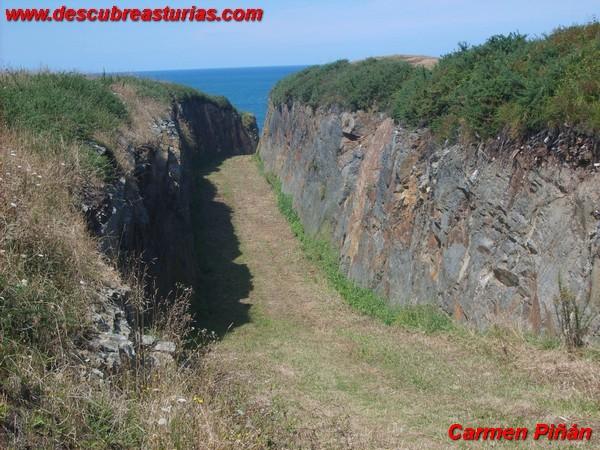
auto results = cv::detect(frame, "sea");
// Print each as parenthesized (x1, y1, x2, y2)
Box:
(132, 66, 306, 130)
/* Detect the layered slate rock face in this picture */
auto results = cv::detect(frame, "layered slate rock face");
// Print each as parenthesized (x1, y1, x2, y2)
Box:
(86, 97, 258, 295)
(80, 93, 257, 371)
(259, 102, 600, 331)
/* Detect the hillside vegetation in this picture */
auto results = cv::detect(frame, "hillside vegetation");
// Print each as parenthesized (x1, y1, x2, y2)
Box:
(271, 58, 418, 112)
(0, 73, 267, 448)
(272, 22, 600, 140)
(1, 73, 143, 447)
(0, 72, 240, 181)
(0, 72, 231, 142)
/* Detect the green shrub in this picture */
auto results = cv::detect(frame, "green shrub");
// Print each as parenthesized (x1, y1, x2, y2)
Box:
(272, 22, 600, 141)
(241, 111, 257, 129)
(397, 23, 600, 140)
(553, 276, 597, 350)
(271, 58, 418, 112)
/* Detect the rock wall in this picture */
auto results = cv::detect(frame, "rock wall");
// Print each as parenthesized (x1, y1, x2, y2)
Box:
(81, 93, 256, 370)
(258, 102, 600, 331)
(86, 96, 257, 295)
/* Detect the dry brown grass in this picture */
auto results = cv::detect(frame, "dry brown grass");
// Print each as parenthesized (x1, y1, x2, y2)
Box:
(0, 126, 132, 447)
(110, 82, 170, 146)
(373, 54, 439, 69)
(0, 125, 110, 319)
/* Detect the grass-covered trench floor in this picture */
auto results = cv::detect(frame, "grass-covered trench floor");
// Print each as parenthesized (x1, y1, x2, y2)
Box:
(193, 155, 600, 449)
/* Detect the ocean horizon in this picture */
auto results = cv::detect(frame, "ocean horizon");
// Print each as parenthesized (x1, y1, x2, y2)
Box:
(126, 65, 307, 129)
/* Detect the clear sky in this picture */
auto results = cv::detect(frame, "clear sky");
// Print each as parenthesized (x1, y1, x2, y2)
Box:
(0, 0, 597, 72)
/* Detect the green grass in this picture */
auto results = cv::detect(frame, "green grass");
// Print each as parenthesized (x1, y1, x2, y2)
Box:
(107, 74, 233, 109)
(83, 399, 143, 449)
(0, 71, 236, 142)
(256, 156, 453, 333)
(271, 22, 600, 141)
(0, 72, 127, 142)
(0, 71, 127, 179)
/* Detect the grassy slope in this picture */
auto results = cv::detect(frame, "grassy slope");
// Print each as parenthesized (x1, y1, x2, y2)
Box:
(0, 120, 145, 446)
(0, 72, 239, 180)
(272, 22, 600, 141)
(0, 72, 264, 448)
(0, 72, 235, 139)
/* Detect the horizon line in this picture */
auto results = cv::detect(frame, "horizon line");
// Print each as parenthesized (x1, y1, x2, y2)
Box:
(0, 62, 313, 75)
(124, 63, 311, 74)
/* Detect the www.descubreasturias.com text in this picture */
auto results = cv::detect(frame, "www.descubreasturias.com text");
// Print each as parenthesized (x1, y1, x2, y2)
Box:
(5, 6, 263, 22)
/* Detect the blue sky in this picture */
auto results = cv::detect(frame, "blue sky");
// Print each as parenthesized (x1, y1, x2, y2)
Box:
(0, 0, 597, 72)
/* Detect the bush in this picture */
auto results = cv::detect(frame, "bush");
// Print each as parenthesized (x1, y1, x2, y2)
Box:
(397, 22, 600, 140)
(271, 58, 418, 112)
(272, 22, 600, 141)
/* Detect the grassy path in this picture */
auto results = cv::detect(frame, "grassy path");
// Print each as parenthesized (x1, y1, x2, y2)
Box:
(196, 156, 600, 449)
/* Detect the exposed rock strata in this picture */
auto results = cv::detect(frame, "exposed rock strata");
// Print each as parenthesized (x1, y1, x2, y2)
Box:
(259, 102, 600, 331)
(82, 94, 257, 370)
(85, 97, 257, 295)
